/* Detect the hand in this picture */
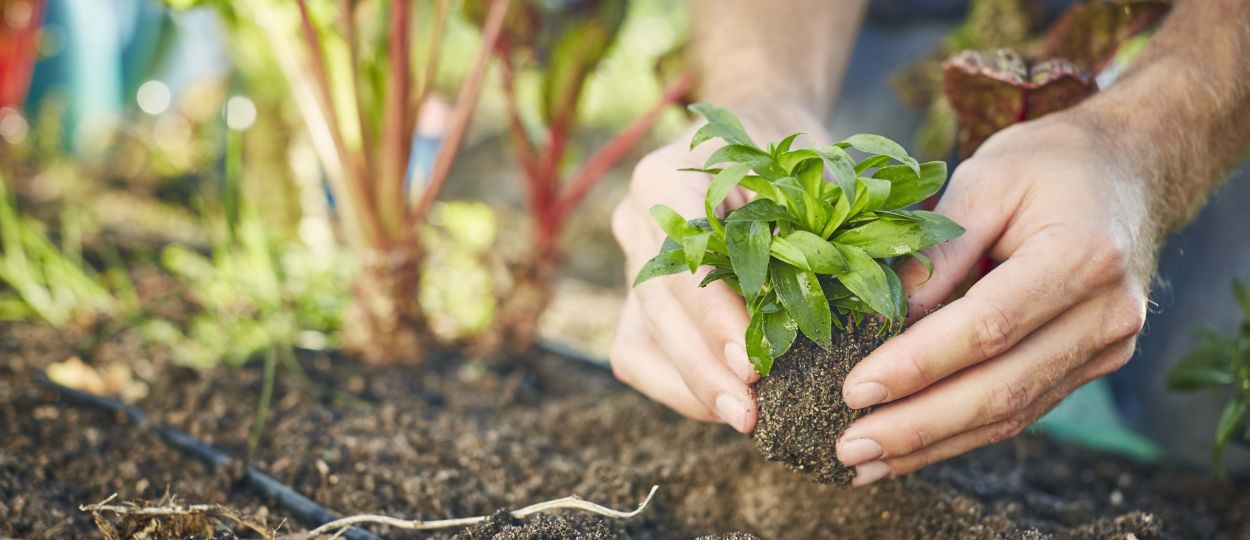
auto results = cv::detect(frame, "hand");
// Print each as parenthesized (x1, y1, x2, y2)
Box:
(834, 113, 1154, 486)
(610, 105, 830, 433)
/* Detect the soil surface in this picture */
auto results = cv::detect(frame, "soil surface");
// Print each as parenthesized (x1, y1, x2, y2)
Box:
(754, 320, 886, 486)
(4, 319, 1250, 539)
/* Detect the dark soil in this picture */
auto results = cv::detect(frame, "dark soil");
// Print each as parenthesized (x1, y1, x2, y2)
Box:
(754, 319, 886, 486)
(4, 318, 1250, 539)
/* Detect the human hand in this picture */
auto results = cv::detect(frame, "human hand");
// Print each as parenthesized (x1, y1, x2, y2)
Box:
(834, 112, 1154, 486)
(610, 105, 831, 433)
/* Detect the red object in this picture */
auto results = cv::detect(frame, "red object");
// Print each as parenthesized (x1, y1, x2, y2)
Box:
(0, 0, 45, 112)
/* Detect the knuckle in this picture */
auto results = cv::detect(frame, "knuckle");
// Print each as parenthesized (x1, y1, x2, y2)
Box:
(903, 353, 935, 390)
(972, 303, 1015, 359)
(1093, 339, 1137, 378)
(987, 415, 1031, 444)
(985, 379, 1032, 422)
(1102, 292, 1147, 344)
(904, 422, 935, 453)
(1078, 233, 1130, 288)
(608, 345, 632, 385)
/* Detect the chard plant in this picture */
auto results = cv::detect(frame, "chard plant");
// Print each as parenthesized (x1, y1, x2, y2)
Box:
(170, 0, 513, 362)
(473, 0, 694, 352)
(634, 104, 964, 375)
(1167, 280, 1250, 475)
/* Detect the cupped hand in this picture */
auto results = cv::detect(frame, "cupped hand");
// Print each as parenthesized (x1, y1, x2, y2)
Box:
(610, 106, 831, 433)
(835, 113, 1154, 486)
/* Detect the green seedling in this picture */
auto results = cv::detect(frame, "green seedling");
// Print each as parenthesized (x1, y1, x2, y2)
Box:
(1167, 279, 1250, 475)
(634, 103, 964, 376)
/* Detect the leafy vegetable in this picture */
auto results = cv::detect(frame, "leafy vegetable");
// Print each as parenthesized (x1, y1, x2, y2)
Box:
(1167, 279, 1250, 475)
(633, 103, 965, 375)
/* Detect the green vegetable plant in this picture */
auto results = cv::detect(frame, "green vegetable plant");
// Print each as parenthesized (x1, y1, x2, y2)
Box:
(1167, 279, 1250, 474)
(633, 104, 964, 376)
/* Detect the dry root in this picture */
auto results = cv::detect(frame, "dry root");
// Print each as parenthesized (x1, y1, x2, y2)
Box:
(308, 485, 659, 538)
(82, 493, 277, 540)
(81, 486, 659, 539)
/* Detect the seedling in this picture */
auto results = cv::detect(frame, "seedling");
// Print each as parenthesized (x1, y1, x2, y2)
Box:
(1167, 279, 1250, 475)
(633, 104, 964, 376)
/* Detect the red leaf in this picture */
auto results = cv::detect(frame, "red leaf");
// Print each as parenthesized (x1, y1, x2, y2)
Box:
(943, 49, 1097, 158)
(1042, 0, 1171, 74)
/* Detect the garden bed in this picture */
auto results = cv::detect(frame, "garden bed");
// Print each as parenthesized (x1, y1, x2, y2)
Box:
(2, 319, 1248, 538)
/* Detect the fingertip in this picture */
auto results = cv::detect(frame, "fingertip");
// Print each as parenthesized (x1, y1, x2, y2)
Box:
(724, 342, 759, 383)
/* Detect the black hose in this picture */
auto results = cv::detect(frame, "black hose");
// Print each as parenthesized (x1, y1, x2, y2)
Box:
(37, 374, 381, 540)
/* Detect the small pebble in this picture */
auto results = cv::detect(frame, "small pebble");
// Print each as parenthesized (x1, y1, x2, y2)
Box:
(1110, 489, 1124, 506)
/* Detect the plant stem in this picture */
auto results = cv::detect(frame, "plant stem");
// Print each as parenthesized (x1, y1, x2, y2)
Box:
(550, 71, 695, 231)
(246, 343, 279, 460)
(292, 0, 382, 248)
(409, 0, 512, 226)
(378, 0, 413, 240)
(339, 0, 373, 174)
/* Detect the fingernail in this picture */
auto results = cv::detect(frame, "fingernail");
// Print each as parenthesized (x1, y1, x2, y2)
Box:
(837, 438, 883, 467)
(852, 461, 892, 487)
(844, 381, 888, 409)
(715, 393, 749, 433)
(724, 342, 754, 382)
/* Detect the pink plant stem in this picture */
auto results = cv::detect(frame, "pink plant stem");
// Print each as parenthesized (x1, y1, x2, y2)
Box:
(407, 0, 450, 142)
(549, 71, 696, 230)
(339, 0, 373, 172)
(409, 0, 511, 226)
(378, 0, 413, 239)
(294, 0, 382, 247)
(499, 56, 543, 213)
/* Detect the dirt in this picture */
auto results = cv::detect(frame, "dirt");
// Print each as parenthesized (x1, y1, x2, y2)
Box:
(4, 317, 1250, 539)
(753, 319, 887, 486)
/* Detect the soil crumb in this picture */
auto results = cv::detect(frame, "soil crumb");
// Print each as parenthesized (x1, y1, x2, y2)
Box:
(753, 318, 887, 486)
(455, 510, 612, 539)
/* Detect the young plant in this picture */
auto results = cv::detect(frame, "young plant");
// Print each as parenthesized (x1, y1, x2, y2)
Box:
(633, 104, 964, 376)
(1167, 280, 1250, 475)
(475, 0, 695, 352)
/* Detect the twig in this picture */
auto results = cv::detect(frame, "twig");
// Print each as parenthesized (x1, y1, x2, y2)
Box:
(308, 485, 659, 537)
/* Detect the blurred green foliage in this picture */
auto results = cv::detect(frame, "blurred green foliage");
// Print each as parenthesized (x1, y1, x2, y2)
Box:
(1167, 280, 1250, 475)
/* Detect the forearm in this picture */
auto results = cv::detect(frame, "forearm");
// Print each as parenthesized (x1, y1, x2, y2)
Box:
(689, 0, 866, 128)
(1075, 0, 1250, 238)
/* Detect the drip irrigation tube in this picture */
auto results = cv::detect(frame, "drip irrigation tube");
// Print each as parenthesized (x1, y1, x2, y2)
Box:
(36, 373, 381, 540)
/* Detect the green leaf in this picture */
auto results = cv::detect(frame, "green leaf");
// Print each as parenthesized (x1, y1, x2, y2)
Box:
(774, 133, 801, 157)
(764, 309, 799, 359)
(699, 267, 736, 288)
(650, 205, 700, 241)
(739, 176, 783, 202)
(1214, 394, 1248, 474)
(881, 261, 907, 323)
(726, 220, 771, 302)
(705, 163, 751, 236)
(683, 232, 711, 272)
(705, 144, 774, 169)
(1234, 279, 1250, 320)
(727, 199, 789, 222)
(854, 155, 894, 175)
(689, 102, 755, 148)
(746, 309, 774, 376)
(769, 235, 809, 271)
(835, 211, 965, 258)
(1167, 344, 1235, 391)
(777, 149, 822, 176)
(772, 262, 832, 350)
(817, 145, 859, 207)
(876, 161, 948, 209)
(910, 251, 934, 284)
(783, 230, 847, 274)
(860, 177, 892, 214)
(844, 134, 920, 176)
(833, 243, 896, 318)
(632, 249, 686, 287)
(819, 193, 852, 238)
(790, 157, 824, 195)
